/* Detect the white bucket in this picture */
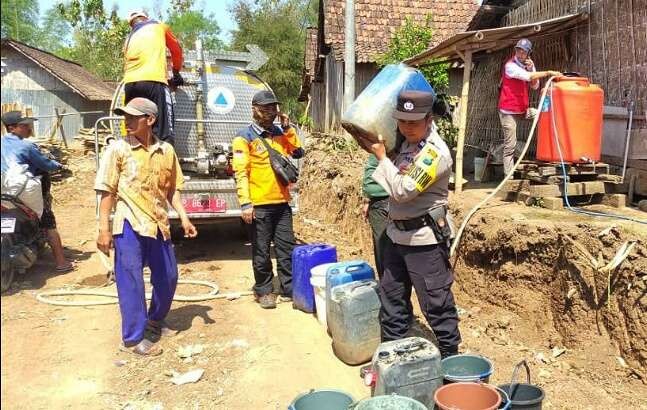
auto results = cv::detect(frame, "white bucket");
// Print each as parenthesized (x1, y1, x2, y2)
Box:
(474, 157, 486, 182)
(310, 263, 335, 328)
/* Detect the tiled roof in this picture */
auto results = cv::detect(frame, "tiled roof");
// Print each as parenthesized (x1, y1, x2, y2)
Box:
(323, 0, 480, 62)
(2, 39, 115, 101)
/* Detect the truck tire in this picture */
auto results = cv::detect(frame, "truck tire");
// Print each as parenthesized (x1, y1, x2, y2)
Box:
(1, 235, 16, 293)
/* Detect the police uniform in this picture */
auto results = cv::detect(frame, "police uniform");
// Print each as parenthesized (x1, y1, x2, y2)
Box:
(371, 90, 461, 358)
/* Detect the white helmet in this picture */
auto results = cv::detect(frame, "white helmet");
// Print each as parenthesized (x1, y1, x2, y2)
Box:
(127, 9, 149, 24)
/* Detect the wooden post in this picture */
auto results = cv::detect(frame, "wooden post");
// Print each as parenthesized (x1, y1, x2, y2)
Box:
(54, 108, 68, 148)
(455, 50, 472, 194)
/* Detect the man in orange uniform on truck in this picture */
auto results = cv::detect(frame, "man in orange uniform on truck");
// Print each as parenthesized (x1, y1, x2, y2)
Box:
(232, 90, 304, 309)
(123, 10, 184, 144)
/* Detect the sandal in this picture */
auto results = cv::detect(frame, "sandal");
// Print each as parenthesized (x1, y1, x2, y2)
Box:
(147, 320, 178, 338)
(55, 263, 74, 273)
(120, 339, 163, 356)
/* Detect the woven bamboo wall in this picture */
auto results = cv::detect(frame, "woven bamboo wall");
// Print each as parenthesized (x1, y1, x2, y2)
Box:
(466, 0, 645, 155)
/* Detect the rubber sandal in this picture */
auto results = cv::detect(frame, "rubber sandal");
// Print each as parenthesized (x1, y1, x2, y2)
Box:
(147, 320, 178, 338)
(120, 339, 163, 356)
(55, 263, 74, 273)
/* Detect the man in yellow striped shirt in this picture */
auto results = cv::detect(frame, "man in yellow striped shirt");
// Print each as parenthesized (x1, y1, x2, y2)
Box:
(95, 98, 197, 356)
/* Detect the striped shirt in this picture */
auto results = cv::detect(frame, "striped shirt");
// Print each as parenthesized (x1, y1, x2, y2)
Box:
(94, 135, 184, 240)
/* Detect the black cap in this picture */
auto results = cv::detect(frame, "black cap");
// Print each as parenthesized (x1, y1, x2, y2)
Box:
(393, 90, 435, 121)
(1, 110, 37, 127)
(252, 90, 280, 106)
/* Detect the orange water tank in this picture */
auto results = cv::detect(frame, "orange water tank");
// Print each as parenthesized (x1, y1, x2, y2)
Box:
(536, 77, 604, 163)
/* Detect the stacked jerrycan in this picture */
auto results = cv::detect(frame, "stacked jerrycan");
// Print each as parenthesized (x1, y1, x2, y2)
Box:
(291, 244, 338, 313)
(325, 261, 381, 365)
(367, 337, 444, 409)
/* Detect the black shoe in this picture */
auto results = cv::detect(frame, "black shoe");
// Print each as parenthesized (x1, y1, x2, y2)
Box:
(440, 346, 459, 360)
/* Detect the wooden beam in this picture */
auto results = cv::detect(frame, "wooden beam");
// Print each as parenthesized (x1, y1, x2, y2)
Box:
(455, 50, 472, 194)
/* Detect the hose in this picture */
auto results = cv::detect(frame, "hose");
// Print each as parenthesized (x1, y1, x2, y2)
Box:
(450, 77, 556, 258)
(36, 278, 254, 307)
(549, 85, 647, 224)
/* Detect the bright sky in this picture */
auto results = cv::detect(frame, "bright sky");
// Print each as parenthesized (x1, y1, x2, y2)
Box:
(37, 0, 238, 42)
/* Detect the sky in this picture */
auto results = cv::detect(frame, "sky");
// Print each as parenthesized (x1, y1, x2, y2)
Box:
(37, 0, 239, 42)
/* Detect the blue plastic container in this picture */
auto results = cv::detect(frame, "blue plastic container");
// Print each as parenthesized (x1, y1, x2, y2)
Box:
(325, 260, 375, 319)
(292, 244, 337, 313)
(341, 63, 436, 152)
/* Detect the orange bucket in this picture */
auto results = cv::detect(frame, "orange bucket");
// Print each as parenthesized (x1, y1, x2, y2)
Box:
(434, 382, 502, 410)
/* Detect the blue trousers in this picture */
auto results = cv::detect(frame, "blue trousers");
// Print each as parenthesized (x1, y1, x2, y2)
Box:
(114, 220, 178, 345)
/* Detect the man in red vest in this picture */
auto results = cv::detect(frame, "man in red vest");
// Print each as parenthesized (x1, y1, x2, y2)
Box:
(498, 38, 560, 175)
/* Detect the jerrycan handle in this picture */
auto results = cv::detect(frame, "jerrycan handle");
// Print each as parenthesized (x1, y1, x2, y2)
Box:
(312, 244, 331, 251)
(344, 261, 368, 273)
(394, 339, 425, 354)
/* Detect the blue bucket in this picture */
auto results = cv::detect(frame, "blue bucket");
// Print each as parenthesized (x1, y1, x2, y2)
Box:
(288, 389, 354, 410)
(442, 354, 494, 383)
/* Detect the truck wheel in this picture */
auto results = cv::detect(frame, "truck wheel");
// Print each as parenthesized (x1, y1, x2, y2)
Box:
(1, 235, 16, 293)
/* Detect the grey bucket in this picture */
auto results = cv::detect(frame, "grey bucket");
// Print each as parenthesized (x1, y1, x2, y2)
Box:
(442, 354, 494, 383)
(288, 389, 354, 410)
(351, 394, 427, 410)
(498, 360, 545, 410)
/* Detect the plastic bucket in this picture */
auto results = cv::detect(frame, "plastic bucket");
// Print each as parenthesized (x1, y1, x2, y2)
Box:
(442, 354, 494, 383)
(474, 157, 486, 182)
(289, 389, 354, 410)
(351, 394, 427, 410)
(498, 360, 545, 410)
(435, 382, 501, 410)
(498, 384, 543, 409)
(310, 263, 335, 328)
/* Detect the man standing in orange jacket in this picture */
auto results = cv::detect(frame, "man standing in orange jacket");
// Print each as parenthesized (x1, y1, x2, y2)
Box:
(123, 10, 184, 144)
(232, 90, 304, 309)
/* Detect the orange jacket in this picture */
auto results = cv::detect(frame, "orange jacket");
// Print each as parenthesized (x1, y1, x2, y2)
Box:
(123, 20, 183, 84)
(232, 123, 304, 207)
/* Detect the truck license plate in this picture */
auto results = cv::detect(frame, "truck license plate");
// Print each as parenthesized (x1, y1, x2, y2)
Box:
(182, 195, 227, 214)
(1, 218, 16, 234)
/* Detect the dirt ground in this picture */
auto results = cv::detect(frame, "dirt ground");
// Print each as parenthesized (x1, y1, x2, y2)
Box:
(2, 142, 646, 409)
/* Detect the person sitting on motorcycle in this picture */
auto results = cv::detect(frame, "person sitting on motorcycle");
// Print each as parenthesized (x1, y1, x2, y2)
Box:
(1, 111, 74, 273)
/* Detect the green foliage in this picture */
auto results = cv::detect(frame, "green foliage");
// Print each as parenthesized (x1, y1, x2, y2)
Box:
(377, 15, 449, 92)
(166, 10, 224, 51)
(230, 0, 317, 117)
(55, 0, 129, 80)
(36, 6, 73, 54)
(1, 0, 40, 44)
(436, 117, 458, 148)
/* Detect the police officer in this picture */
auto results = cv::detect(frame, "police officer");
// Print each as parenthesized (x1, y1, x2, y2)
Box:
(369, 90, 461, 359)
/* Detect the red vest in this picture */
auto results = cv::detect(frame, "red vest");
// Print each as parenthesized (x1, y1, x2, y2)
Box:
(498, 58, 529, 113)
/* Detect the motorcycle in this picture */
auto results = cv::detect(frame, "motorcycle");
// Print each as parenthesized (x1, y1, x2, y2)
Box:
(0, 193, 46, 293)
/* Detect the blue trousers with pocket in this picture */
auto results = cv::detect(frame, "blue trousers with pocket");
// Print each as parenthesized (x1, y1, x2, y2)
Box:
(113, 220, 178, 345)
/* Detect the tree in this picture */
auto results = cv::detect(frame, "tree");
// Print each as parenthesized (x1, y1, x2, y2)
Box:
(36, 6, 72, 54)
(55, 0, 130, 80)
(230, 0, 316, 116)
(1, 0, 40, 45)
(377, 15, 457, 146)
(377, 16, 449, 92)
(166, 10, 224, 51)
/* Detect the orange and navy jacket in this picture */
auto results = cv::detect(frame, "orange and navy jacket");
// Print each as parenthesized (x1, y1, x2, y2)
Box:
(232, 123, 304, 208)
(123, 20, 183, 85)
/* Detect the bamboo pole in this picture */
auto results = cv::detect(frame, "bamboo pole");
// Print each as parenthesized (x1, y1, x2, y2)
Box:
(455, 50, 472, 194)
